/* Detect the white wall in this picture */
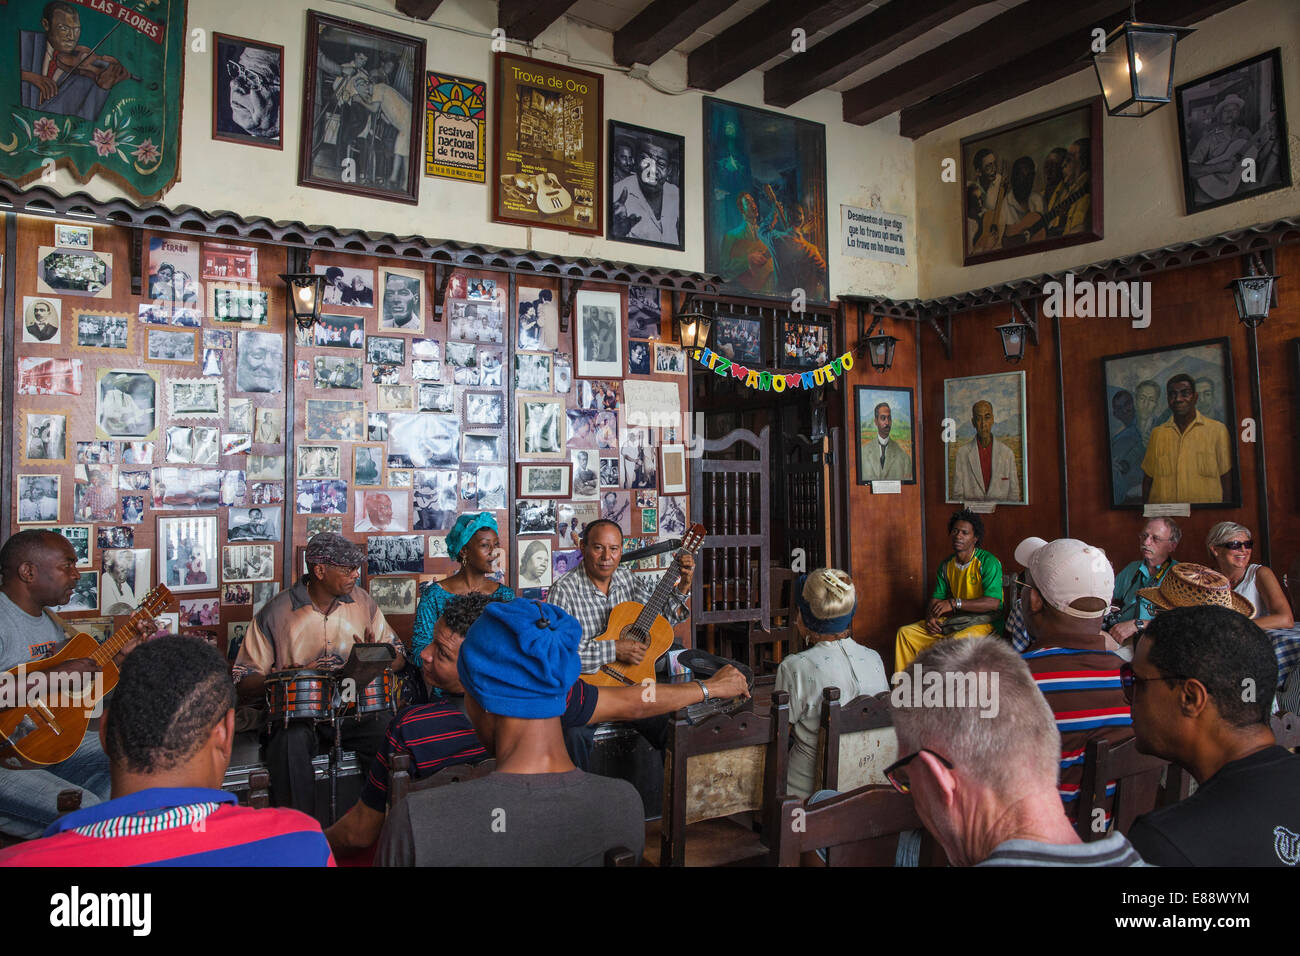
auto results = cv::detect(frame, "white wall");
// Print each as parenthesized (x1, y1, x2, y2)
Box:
(37, 0, 917, 300)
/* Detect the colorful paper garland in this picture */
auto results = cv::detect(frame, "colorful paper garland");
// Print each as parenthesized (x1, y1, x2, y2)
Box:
(691, 347, 854, 392)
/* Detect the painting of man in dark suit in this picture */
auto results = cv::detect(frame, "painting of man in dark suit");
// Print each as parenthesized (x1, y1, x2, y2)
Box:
(20, 2, 130, 121)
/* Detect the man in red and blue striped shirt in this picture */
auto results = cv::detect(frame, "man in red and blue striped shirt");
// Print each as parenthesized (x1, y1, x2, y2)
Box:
(0, 637, 332, 867)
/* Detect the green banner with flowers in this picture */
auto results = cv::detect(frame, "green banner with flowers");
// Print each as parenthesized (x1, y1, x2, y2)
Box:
(1, 0, 187, 201)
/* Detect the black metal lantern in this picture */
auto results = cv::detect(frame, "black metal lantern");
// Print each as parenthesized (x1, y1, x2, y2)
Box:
(864, 333, 898, 372)
(279, 273, 325, 335)
(995, 320, 1029, 364)
(674, 298, 711, 350)
(1227, 255, 1279, 328)
(1092, 3, 1193, 117)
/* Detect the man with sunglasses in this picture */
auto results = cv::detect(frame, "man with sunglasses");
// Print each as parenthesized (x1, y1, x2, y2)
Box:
(889, 637, 1145, 866)
(1015, 537, 1133, 826)
(1125, 606, 1300, 866)
(1109, 518, 1180, 645)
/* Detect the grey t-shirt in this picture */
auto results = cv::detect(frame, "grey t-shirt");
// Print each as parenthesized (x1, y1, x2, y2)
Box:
(0, 592, 68, 672)
(376, 769, 645, 867)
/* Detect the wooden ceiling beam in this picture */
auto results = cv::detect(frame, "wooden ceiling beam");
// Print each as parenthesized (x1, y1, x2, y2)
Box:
(498, 0, 580, 43)
(395, 0, 445, 19)
(763, 0, 985, 109)
(614, 0, 738, 67)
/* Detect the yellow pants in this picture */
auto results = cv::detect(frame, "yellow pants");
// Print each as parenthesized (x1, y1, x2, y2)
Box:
(894, 621, 996, 675)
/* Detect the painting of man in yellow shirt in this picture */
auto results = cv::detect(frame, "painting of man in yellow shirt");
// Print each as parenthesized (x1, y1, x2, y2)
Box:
(1141, 373, 1233, 504)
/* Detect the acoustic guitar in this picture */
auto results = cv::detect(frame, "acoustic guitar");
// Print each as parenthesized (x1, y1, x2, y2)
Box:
(1195, 113, 1276, 202)
(0, 584, 172, 768)
(580, 525, 705, 688)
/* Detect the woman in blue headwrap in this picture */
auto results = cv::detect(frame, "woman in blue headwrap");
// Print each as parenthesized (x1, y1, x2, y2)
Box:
(411, 511, 514, 660)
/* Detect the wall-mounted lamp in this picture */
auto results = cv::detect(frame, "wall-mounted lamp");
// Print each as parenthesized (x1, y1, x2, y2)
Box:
(279, 273, 325, 335)
(1227, 252, 1279, 328)
(855, 313, 898, 372)
(995, 299, 1038, 364)
(1091, 2, 1193, 117)
(674, 295, 711, 350)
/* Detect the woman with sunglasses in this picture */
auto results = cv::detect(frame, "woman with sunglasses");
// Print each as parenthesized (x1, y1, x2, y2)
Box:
(1206, 521, 1293, 631)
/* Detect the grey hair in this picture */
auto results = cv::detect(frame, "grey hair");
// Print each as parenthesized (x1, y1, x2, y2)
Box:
(891, 637, 1060, 800)
(1206, 521, 1250, 556)
(1146, 516, 1181, 545)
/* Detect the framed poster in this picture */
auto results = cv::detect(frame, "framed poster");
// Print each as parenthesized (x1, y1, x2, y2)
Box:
(608, 120, 684, 251)
(702, 97, 829, 302)
(1176, 49, 1291, 216)
(213, 34, 284, 149)
(518, 463, 571, 499)
(712, 313, 763, 365)
(158, 515, 219, 592)
(299, 12, 425, 205)
(492, 52, 603, 235)
(779, 317, 832, 369)
(943, 371, 1027, 506)
(855, 386, 916, 485)
(425, 72, 486, 183)
(1102, 337, 1238, 509)
(960, 98, 1103, 266)
(575, 290, 622, 378)
(37, 248, 112, 298)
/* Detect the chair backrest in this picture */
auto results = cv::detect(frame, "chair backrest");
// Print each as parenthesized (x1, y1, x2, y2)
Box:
(818, 687, 897, 792)
(247, 770, 270, 810)
(388, 752, 497, 811)
(1273, 710, 1300, 750)
(769, 785, 924, 867)
(604, 846, 638, 867)
(1075, 736, 1168, 841)
(660, 691, 790, 866)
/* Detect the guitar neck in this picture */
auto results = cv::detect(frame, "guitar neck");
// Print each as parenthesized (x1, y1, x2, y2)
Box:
(629, 553, 684, 639)
(90, 586, 170, 665)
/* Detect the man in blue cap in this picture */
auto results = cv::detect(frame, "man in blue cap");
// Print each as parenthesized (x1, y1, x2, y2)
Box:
(376, 598, 645, 865)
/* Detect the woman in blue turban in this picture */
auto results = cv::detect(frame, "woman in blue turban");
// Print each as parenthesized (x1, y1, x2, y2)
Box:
(411, 511, 514, 660)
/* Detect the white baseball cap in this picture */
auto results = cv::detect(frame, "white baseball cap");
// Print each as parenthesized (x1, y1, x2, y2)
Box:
(1014, 537, 1114, 619)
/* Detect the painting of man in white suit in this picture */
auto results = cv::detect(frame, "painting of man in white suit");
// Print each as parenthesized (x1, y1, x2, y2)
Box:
(945, 372, 1026, 505)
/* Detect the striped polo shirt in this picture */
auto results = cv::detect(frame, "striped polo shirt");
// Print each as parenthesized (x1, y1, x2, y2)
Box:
(1022, 643, 1133, 822)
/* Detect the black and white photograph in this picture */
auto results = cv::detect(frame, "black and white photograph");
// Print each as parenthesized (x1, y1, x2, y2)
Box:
(101, 549, 150, 616)
(712, 314, 763, 365)
(228, 506, 282, 541)
(167, 378, 224, 420)
(146, 329, 198, 365)
(515, 499, 557, 536)
(222, 544, 275, 583)
(305, 400, 366, 440)
(462, 433, 503, 464)
(151, 467, 225, 511)
(389, 469, 413, 489)
(599, 456, 621, 488)
(654, 343, 688, 375)
(377, 384, 416, 411)
(659, 495, 687, 537)
(599, 489, 633, 534)
(316, 264, 376, 307)
(626, 285, 662, 339)
(379, 267, 426, 334)
(370, 576, 417, 615)
(354, 444, 385, 486)
(297, 444, 342, 479)
(18, 358, 83, 397)
(479, 350, 503, 388)
(465, 390, 503, 425)
(519, 463, 571, 498)
(514, 352, 552, 392)
(628, 340, 651, 375)
(237, 331, 284, 393)
(367, 412, 390, 442)
(608, 121, 685, 251)
(1176, 48, 1291, 216)
(295, 479, 349, 514)
(781, 318, 832, 369)
(387, 412, 460, 467)
(367, 335, 405, 365)
(76, 311, 130, 351)
(306, 516, 344, 537)
(247, 454, 285, 481)
(517, 397, 566, 459)
(54, 572, 99, 615)
(517, 539, 553, 589)
(37, 248, 112, 298)
(621, 431, 659, 489)
(254, 408, 283, 445)
(148, 238, 201, 308)
(566, 409, 598, 450)
(477, 466, 507, 511)
(202, 349, 224, 376)
(165, 426, 220, 465)
(249, 482, 284, 505)
(576, 380, 621, 411)
(121, 443, 155, 465)
(209, 285, 269, 325)
(412, 359, 441, 381)
(223, 584, 253, 606)
(562, 502, 600, 543)
(373, 366, 400, 387)
(367, 535, 425, 576)
(214, 34, 283, 149)
(314, 355, 364, 389)
(17, 475, 61, 524)
(412, 470, 459, 530)
(76, 442, 116, 465)
(554, 355, 572, 395)
(97, 526, 134, 550)
(571, 450, 598, 500)
(516, 286, 558, 351)
(412, 338, 441, 361)
(55, 224, 93, 249)
(419, 383, 455, 412)
(119, 470, 152, 491)
(158, 515, 218, 592)
(229, 398, 254, 434)
(24, 412, 68, 464)
(253, 582, 281, 616)
(459, 471, 478, 502)
(299, 12, 425, 204)
(448, 300, 504, 344)
(314, 313, 365, 350)
(204, 329, 234, 349)
(575, 290, 622, 378)
(354, 490, 409, 532)
(446, 341, 477, 381)
(22, 297, 61, 345)
(51, 524, 92, 567)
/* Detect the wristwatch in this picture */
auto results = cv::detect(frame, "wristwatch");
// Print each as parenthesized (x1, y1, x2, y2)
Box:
(1135, 619, 1146, 633)
(954, 597, 963, 611)
(696, 680, 710, 702)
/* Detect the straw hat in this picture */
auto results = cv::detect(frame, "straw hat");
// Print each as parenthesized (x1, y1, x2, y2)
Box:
(1137, 562, 1254, 617)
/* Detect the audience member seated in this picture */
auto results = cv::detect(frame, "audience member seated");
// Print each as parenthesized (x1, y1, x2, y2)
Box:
(774, 569, 887, 798)
(1108, 517, 1181, 647)
(1015, 537, 1133, 824)
(1126, 606, 1300, 866)
(0, 637, 333, 866)
(1206, 521, 1299, 689)
(889, 637, 1146, 866)
(894, 509, 1003, 674)
(375, 599, 645, 866)
(326, 593, 748, 854)
(411, 512, 514, 662)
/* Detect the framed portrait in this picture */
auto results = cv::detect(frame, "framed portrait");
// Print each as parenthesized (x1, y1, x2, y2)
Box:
(518, 463, 571, 499)
(54, 224, 92, 249)
(389, 469, 413, 489)
(37, 248, 112, 299)
(608, 120, 685, 251)
(314, 264, 375, 309)
(49, 524, 92, 569)
(419, 383, 454, 413)
(517, 397, 566, 459)
(367, 335, 406, 365)
(855, 386, 917, 485)
(378, 266, 426, 334)
(1176, 49, 1291, 216)
(214, 34, 284, 149)
(625, 286, 661, 340)
(1102, 337, 1238, 509)
(74, 310, 131, 352)
(575, 290, 622, 378)
(17, 475, 61, 525)
(254, 409, 283, 445)
(314, 355, 364, 389)
(305, 400, 366, 441)
(353, 443, 385, 487)
(146, 328, 199, 365)
(712, 314, 763, 366)
(371, 576, 418, 615)
(464, 390, 504, 425)
(237, 331, 284, 393)
(448, 299, 504, 344)
(21, 296, 61, 345)
(101, 549, 151, 616)
(222, 545, 276, 583)
(492, 52, 602, 235)
(702, 97, 829, 302)
(514, 352, 552, 392)
(314, 313, 365, 350)
(628, 341, 651, 375)
(659, 444, 687, 494)
(297, 445, 342, 480)
(228, 506, 282, 541)
(653, 343, 687, 376)
(209, 283, 270, 325)
(943, 371, 1028, 506)
(148, 237, 201, 308)
(157, 515, 219, 593)
(299, 12, 425, 205)
(516, 499, 558, 537)
(223, 583, 253, 606)
(354, 490, 409, 533)
(388, 413, 460, 467)
(201, 243, 259, 283)
(166, 378, 224, 421)
(377, 384, 416, 412)
(18, 357, 83, 397)
(367, 535, 424, 576)
(247, 455, 284, 482)
(779, 317, 832, 369)
(53, 572, 99, 615)
(516, 286, 558, 351)
(462, 432, 503, 464)
(517, 539, 553, 589)
(960, 98, 1103, 266)
(94, 368, 159, 443)
(306, 516, 344, 537)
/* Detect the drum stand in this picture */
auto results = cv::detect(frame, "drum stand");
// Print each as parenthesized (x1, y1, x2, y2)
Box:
(328, 702, 343, 824)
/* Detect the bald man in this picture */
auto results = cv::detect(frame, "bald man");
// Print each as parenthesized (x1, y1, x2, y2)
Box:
(952, 400, 1020, 502)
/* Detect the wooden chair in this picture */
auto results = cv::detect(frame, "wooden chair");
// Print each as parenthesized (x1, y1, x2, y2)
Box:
(743, 568, 799, 672)
(248, 770, 270, 809)
(656, 691, 790, 866)
(388, 752, 497, 811)
(1075, 736, 1172, 841)
(604, 846, 637, 867)
(1272, 710, 1300, 750)
(818, 688, 897, 792)
(768, 785, 925, 867)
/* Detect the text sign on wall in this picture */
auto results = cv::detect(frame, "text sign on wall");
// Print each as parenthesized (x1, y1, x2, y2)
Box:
(425, 72, 486, 183)
(841, 206, 908, 266)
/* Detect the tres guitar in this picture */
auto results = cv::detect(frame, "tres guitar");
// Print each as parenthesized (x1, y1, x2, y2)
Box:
(0, 585, 172, 768)
(581, 525, 705, 688)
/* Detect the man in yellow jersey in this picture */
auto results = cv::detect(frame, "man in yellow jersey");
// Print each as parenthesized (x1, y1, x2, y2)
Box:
(894, 509, 1004, 674)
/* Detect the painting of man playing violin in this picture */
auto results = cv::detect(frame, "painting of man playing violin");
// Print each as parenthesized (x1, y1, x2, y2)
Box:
(19, 1, 131, 122)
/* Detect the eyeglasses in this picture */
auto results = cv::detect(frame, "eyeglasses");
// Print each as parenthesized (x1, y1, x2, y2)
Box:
(226, 61, 279, 95)
(1009, 572, 1038, 607)
(1118, 661, 1194, 703)
(1220, 539, 1253, 551)
(1137, 532, 1170, 543)
(883, 748, 954, 794)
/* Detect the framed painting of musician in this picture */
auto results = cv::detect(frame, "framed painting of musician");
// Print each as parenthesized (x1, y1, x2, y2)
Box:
(1175, 49, 1291, 216)
(959, 98, 1103, 267)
